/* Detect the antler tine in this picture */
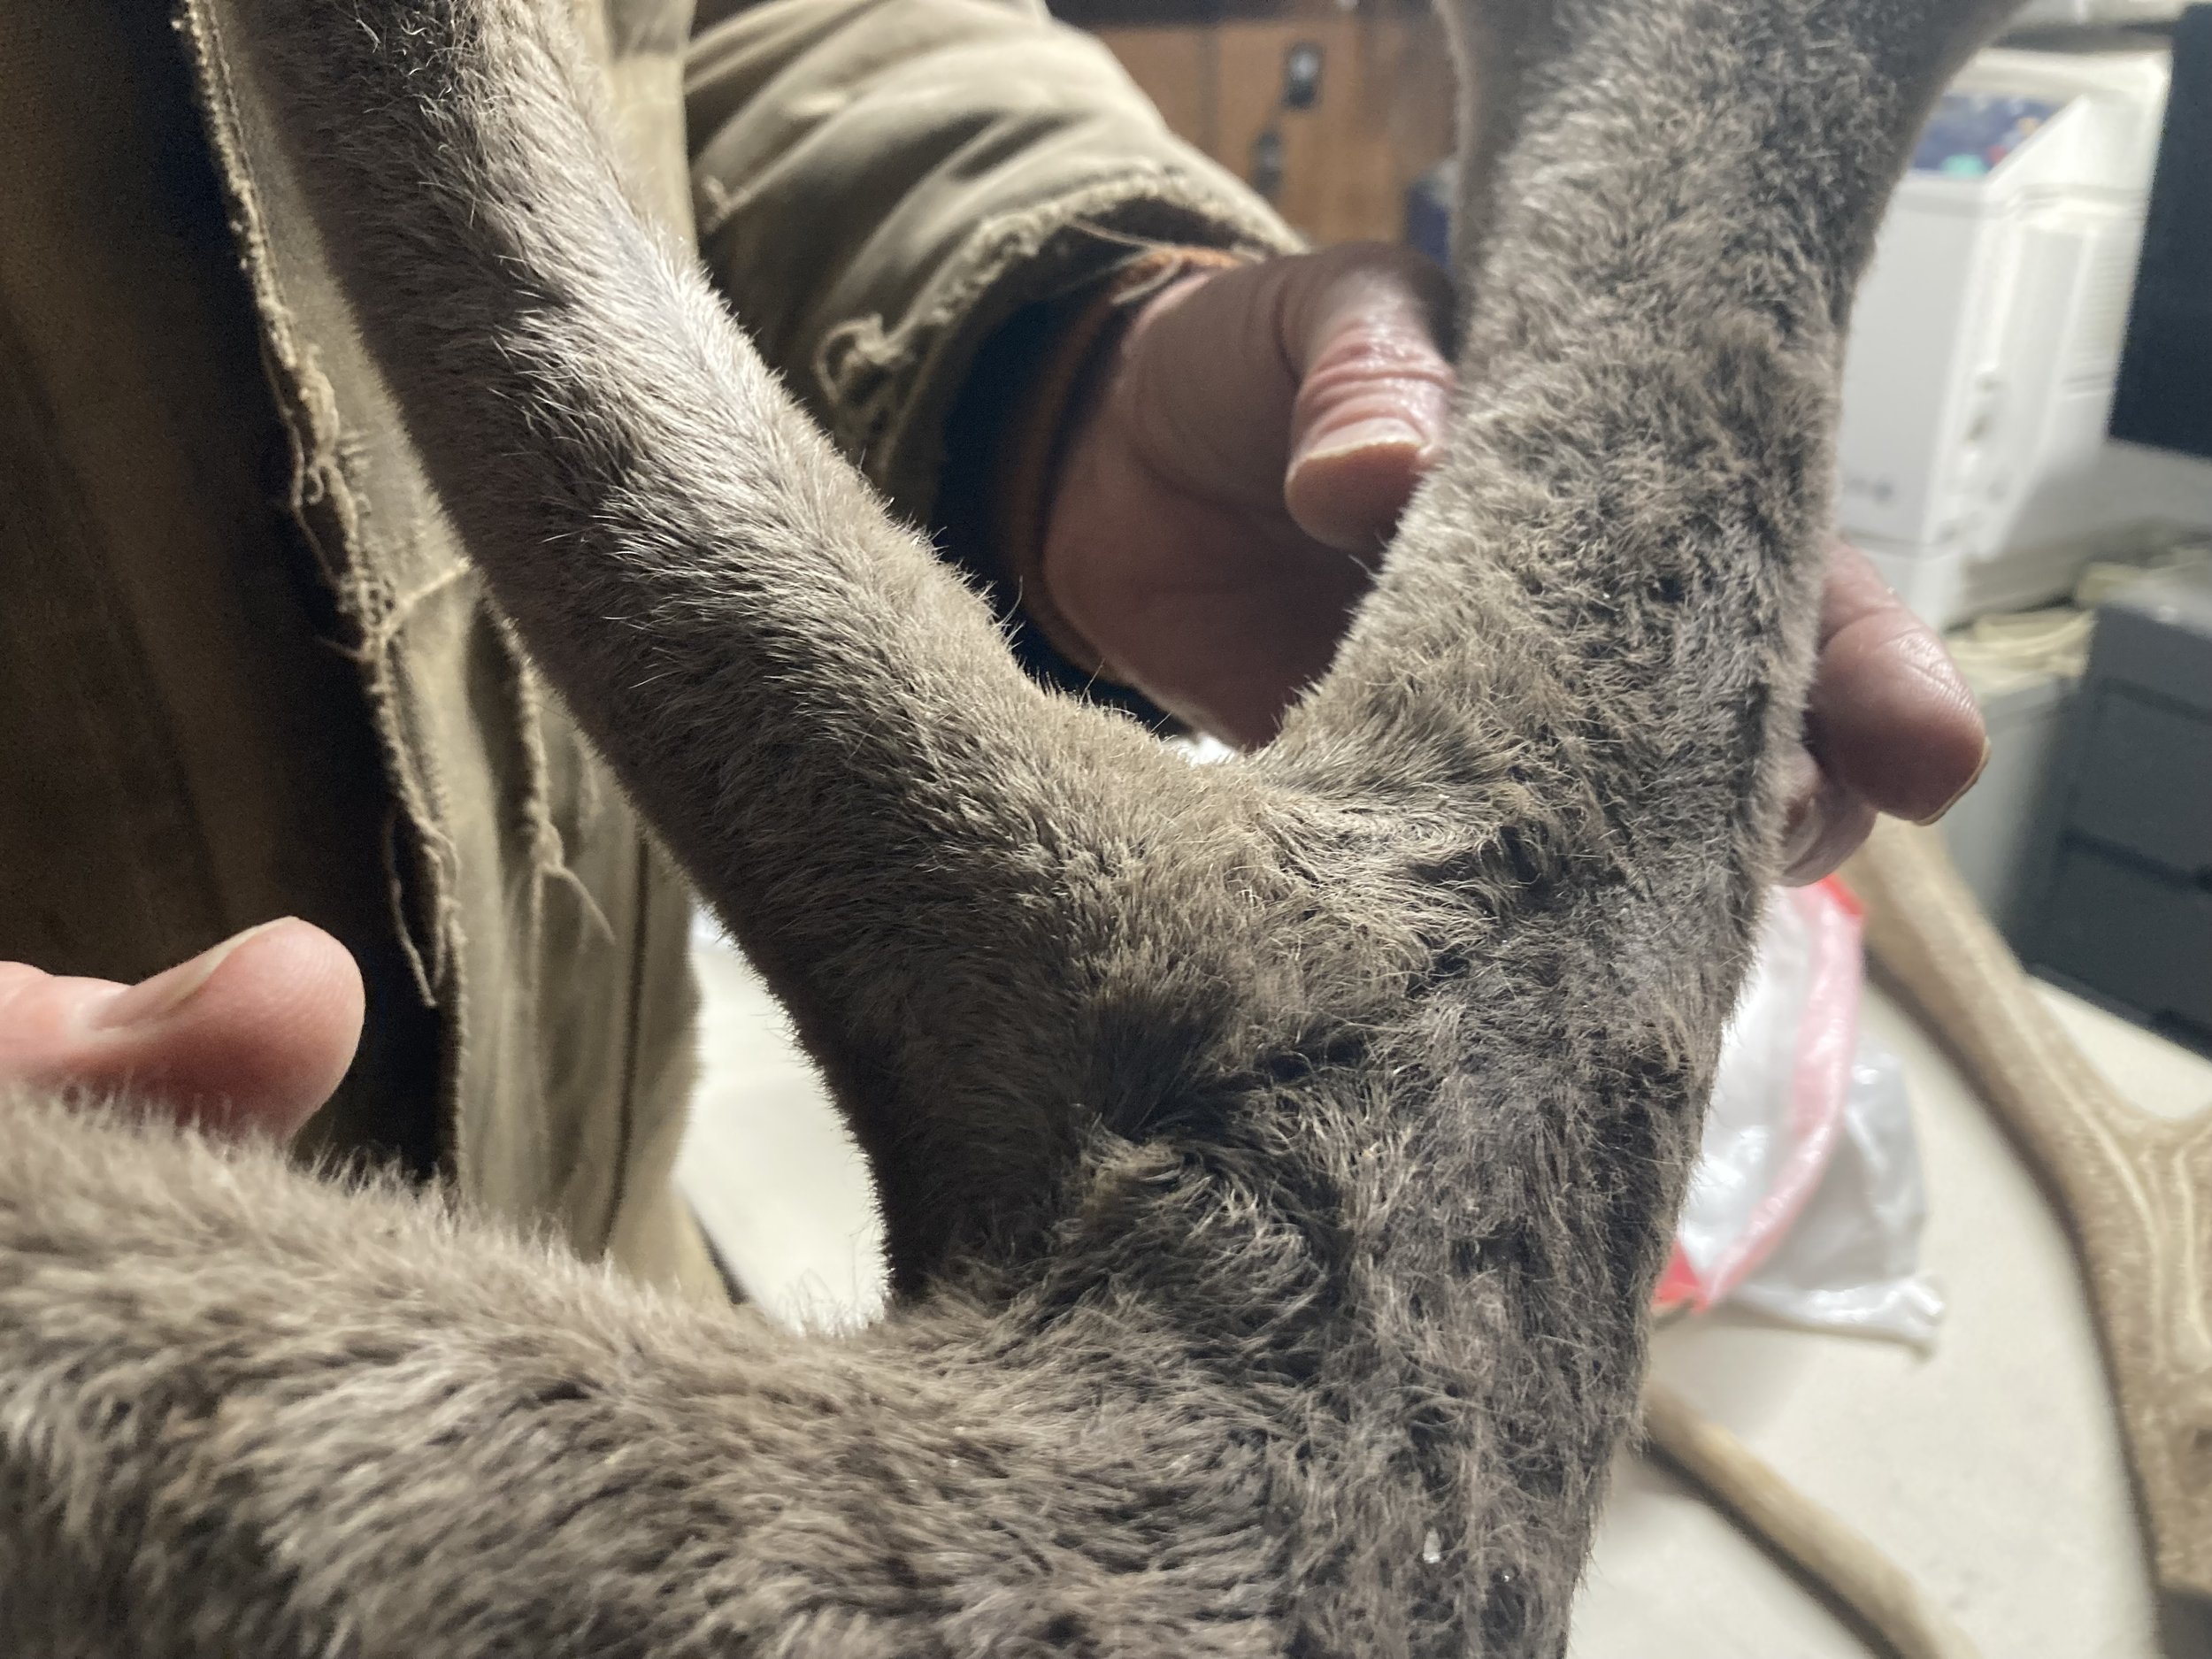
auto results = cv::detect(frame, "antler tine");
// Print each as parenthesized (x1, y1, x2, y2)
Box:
(1268, 0, 2021, 1025)
(222, 0, 1291, 1275)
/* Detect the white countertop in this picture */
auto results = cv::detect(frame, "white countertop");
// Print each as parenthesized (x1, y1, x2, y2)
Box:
(1572, 984, 2212, 1659)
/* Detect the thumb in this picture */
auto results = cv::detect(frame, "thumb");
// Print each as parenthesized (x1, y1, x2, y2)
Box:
(0, 918, 364, 1142)
(1280, 242, 1455, 553)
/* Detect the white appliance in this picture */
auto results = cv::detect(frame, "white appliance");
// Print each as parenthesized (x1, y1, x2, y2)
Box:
(2015, 0, 2193, 30)
(1836, 43, 2212, 627)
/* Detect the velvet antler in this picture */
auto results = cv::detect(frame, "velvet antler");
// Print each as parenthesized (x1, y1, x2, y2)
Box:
(0, 0, 2014, 1650)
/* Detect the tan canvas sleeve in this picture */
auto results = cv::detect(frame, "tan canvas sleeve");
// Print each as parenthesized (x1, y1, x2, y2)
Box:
(0, 0, 725, 1305)
(686, 0, 1303, 524)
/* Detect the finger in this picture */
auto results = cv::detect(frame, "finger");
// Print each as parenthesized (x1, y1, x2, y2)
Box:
(1110, 261, 1310, 518)
(1112, 246, 1454, 538)
(1279, 242, 1456, 552)
(0, 918, 365, 1143)
(1778, 748, 1881, 886)
(1805, 542, 1987, 824)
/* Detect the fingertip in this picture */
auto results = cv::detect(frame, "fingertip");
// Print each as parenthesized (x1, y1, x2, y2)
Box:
(180, 918, 365, 1139)
(1279, 244, 1455, 550)
(1781, 787, 1880, 887)
(1807, 588, 1987, 823)
(1773, 744, 1880, 887)
(1284, 427, 1432, 553)
(1911, 731, 1991, 826)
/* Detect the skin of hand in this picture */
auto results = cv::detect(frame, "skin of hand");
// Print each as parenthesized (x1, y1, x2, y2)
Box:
(1037, 242, 1990, 885)
(0, 918, 361, 1143)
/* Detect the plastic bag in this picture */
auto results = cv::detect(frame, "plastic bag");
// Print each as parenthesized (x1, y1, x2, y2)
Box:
(1655, 879, 1945, 1346)
(1729, 1042, 1946, 1345)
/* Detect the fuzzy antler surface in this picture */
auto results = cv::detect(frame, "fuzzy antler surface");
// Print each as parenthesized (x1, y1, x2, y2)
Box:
(0, 0, 2013, 1651)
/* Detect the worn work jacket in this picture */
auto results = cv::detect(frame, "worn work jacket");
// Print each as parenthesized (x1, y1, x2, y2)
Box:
(0, 0, 1293, 1294)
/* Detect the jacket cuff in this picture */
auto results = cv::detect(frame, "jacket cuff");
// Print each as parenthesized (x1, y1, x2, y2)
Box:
(820, 187, 1301, 524)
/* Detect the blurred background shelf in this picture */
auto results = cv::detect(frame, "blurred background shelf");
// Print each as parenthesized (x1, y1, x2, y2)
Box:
(1056, 0, 1456, 246)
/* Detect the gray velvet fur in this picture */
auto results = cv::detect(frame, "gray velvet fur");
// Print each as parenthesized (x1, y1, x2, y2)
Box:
(0, 0, 2014, 1650)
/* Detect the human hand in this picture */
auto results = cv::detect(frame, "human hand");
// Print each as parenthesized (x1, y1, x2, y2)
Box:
(1040, 242, 1454, 749)
(1040, 244, 1986, 884)
(0, 919, 363, 1141)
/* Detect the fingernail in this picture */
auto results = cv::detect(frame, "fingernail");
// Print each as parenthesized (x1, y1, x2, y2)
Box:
(1913, 736, 1992, 826)
(1300, 415, 1427, 465)
(92, 919, 289, 1031)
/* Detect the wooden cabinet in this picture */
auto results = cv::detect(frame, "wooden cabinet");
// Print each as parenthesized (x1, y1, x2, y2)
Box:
(1085, 7, 1453, 247)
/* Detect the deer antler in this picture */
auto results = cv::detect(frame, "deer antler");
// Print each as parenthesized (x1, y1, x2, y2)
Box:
(0, 0, 2018, 1651)
(1849, 819, 2212, 1604)
(191, 0, 1241, 1280)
